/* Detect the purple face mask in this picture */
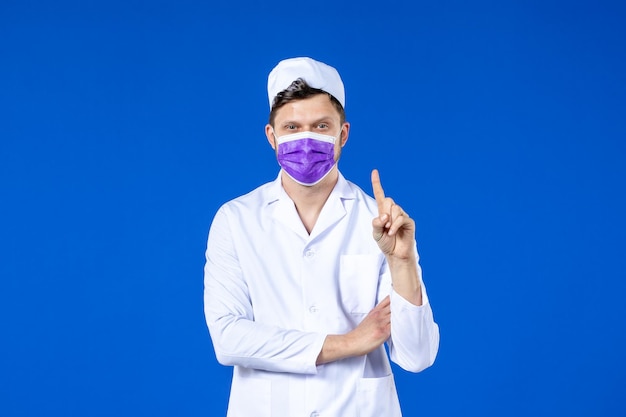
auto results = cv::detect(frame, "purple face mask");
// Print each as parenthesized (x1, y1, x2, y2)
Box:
(274, 131, 338, 186)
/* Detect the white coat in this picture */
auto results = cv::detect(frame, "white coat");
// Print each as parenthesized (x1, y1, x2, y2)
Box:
(204, 171, 439, 417)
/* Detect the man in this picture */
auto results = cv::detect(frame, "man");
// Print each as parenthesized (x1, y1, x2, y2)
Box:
(204, 57, 439, 417)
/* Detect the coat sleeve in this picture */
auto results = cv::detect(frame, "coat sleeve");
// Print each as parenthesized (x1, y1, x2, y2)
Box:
(386, 255, 440, 373)
(203, 206, 326, 374)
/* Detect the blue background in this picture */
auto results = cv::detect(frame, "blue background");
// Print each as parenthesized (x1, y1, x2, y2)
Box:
(1, 0, 625, 415)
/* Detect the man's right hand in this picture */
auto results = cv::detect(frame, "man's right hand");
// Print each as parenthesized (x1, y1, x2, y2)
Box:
(316, 296, 391, 365)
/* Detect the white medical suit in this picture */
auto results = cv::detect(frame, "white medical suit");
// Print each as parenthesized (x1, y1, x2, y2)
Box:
(204, 171, 439, 417)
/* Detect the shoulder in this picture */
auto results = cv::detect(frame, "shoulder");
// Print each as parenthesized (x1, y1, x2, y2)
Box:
(218, 180, 277, 215)
(207, 181, 274, 237)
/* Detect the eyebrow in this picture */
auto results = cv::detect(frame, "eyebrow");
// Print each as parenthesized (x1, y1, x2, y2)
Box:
(281, 116, 336, 125)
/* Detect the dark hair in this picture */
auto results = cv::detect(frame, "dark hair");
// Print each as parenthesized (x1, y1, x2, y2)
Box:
(269, 78, 345, 126)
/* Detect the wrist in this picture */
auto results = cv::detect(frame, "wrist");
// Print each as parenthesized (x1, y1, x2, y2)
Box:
(317, 334, 355, 365)
(387, 255, 417, 270)
(387, 257, 422, 306)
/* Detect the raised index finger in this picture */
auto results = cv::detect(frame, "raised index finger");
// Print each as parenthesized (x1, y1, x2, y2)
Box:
(371, 169, 386, 213)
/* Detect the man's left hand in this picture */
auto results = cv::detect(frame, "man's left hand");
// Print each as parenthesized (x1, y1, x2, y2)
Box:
(371, 169, 416, 261)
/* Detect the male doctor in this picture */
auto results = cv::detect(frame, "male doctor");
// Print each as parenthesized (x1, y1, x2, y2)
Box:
(204, 57, 439, 416)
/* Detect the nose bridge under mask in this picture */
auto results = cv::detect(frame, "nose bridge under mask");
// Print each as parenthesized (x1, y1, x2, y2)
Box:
(274, 130, 337, 145)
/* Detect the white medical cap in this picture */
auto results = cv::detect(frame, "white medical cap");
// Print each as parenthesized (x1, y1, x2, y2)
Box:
(267, 57, 345, 109)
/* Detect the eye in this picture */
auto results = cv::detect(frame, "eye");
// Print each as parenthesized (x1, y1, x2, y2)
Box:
(317, 122, 329, 129)
(284, 124, 297, 130)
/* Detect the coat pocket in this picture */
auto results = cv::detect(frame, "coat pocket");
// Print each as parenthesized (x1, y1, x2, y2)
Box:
(227, 376, 271, 417)
(339, 254, 383, 315)
(356, 373, 402, 417)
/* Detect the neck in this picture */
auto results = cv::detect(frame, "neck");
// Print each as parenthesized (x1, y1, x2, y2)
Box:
(282, 168, 339, 234)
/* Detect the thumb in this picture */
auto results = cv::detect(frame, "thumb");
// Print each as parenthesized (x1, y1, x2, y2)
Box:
(372, 213, 389, 242)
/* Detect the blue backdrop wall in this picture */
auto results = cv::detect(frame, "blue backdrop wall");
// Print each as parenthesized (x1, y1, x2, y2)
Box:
(1, 1, 625, 415)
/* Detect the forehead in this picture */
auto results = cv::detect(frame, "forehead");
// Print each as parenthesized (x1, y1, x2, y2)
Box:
(273, 94, 341, 123)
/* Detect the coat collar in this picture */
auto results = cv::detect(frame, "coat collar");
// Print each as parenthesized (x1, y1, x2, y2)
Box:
(264, 169, 357, 240)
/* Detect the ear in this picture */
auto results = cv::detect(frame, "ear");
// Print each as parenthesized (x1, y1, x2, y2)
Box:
(265, 124, 277, 150)
(340, 122, 350, 147)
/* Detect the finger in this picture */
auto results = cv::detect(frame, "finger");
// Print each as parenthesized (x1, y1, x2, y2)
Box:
(381, 300, 391, 316)
(390, 214, 414, 237)
(372, 296, 390, 313)
(373, 298, 391, 322)
(371, 169, 386, 214)
(377, 295, 391, 307)
(388, 204, 407, 235)
(380, 297, 391, 320)
(372, 215, 387, 242)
